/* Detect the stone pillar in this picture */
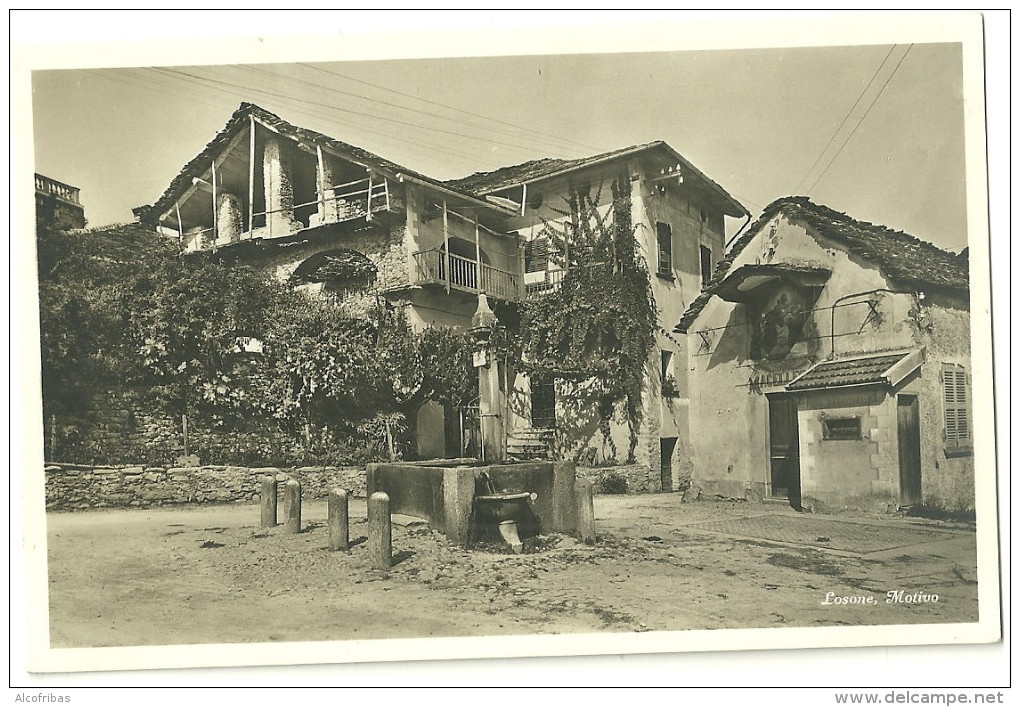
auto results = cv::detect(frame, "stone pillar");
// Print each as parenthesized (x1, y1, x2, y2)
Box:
(368, 492, 392, 569)
(478, 356, 505, 461)
(260, 475, 277, 528)
(328, 488, 349, 551)
(442, 467, 476, 546)
(262, 135, 301, 237)
(575, 477, 596, 544)
(216, 192, 243, 245)
(282, 478, 302, 534)
(471, 293, 505, 461)
(316, 154, 339, 225)
(550, 461, 578, 532)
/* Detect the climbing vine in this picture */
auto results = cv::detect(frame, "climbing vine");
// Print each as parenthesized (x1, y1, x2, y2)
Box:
(511, 175, 657, 462)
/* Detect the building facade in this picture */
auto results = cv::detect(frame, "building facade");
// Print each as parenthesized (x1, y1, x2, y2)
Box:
(36, 174, 86, 232)
(676, 197, 972, 512)
(133, 103, 748, 483)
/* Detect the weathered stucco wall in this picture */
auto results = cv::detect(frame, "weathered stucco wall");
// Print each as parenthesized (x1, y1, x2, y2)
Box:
(686, 213, 973, 511)
(911, 295, 974, 510)
(796, 387, 899, 512)
(45, 463, 366, 511)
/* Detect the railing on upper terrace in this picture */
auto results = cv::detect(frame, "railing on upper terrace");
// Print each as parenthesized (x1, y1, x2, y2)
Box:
(524, 268, 566, 296)
(253, 176, 390, 234)
(35, 174, 81, 205)
(413, 248, 521, 301)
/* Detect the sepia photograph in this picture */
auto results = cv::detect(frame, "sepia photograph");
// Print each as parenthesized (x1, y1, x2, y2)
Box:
(12, 10, 1004, 686)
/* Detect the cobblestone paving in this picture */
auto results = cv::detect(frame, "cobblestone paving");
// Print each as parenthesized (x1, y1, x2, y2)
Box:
(680, 513, 962, 553)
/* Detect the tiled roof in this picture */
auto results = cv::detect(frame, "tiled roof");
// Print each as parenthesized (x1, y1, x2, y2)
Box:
(786, 352, 913, 391)
(675, 196, 970, 333)
(446, 141, 747, 217)
(445, 143, 659, 194)
(134, 103, 488, 224)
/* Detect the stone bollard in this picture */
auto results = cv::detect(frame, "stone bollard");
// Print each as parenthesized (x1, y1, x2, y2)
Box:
(575, 477, 596, 545)
(282, 478, 302, 534)
(328, 488, 350, 552)
(368, 491, 392, 569)
(260, 475, 278, 528)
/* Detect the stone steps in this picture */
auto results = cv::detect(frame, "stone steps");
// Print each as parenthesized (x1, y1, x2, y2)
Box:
(506, 428, 554, 460)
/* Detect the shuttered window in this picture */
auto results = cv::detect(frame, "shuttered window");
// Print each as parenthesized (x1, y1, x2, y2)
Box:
(524, 237, 549, 273)
(656, 222, 672, 277)
(942, 363, 972, 449)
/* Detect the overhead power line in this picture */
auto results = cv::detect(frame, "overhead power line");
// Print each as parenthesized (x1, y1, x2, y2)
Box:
(806, 44, 914, 194)
(141, 67, 546, 169)
(152, 66, 580, 160)
(793, 45, 897, 194)
(297, 62, 607, 154)
(241, 64, 598, 157)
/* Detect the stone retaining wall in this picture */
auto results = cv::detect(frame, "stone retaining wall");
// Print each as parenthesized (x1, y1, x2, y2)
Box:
(576, 463, 663, 494)
(44, 463, 366, 511)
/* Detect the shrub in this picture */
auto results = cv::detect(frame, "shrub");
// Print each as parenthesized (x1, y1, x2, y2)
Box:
(905, 502, 975, 523)
(596, 470, 629, 495)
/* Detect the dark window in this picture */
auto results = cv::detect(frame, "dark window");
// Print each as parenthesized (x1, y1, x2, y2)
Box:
(822, 417, 862, 440)
(700, 245, 713, 288)
(661, 350, 678, 397)
(942, 363, 972, 450)
(524, 237, 549, 273)
(531, 374, 557, 429)
(655, 222, 672, 277)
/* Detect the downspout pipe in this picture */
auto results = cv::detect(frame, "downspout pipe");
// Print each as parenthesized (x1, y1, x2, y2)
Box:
(725, 211, 753, 249)
(828, 288, 901, 359)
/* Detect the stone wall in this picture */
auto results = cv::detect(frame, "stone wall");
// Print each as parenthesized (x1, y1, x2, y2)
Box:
(44, 463, 367, 511)
(576, 463, 662, 494)
(47, 388, 300, 468)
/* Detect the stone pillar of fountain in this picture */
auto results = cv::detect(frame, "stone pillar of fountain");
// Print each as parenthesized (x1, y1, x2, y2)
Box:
(470, 293, 505, 461)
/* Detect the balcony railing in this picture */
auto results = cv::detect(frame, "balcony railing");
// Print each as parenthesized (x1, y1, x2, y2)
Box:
(413, 248, 521, 301)
(35, 174, 81, 205)
(524, 268, 566, 296)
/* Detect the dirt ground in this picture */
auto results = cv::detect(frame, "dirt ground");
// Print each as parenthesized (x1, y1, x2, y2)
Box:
(46, 494, 979, 647)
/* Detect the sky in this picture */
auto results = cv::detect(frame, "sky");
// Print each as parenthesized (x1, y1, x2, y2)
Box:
(29, 23, 973, 252)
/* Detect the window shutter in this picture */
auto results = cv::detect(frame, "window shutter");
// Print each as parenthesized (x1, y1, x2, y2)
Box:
(524, 237, 549, 273)
(656, 222, 672, 275)
(942, 363, 971, 448)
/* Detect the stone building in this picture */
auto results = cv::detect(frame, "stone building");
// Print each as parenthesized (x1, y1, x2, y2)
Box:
(446, 146, 746, 488)
(36, 173, 86, 232)
(133, 103, 748, 484)
(675, 197, 972, 512)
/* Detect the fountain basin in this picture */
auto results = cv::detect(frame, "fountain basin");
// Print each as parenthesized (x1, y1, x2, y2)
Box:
(365, 460, 582, 546)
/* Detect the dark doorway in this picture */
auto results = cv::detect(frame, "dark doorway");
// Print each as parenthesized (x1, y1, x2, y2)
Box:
(530, 375, 556, 429)
(897, 395, 922, 507)
(660, 437, 678, 492)
(767, 394, 801, 504)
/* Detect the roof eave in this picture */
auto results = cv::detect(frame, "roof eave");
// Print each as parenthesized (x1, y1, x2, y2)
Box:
(396, 172, 518, 217)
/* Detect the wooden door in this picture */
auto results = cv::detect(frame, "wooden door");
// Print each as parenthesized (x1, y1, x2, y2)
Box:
(660, 437, 678, 492)
(898, 395, 922, 507)
(530, 375, 556, 429)
(768, 394, 801, 500)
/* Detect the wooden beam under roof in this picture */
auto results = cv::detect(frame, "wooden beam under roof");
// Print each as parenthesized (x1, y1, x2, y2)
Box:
(160, 125, 252, 224)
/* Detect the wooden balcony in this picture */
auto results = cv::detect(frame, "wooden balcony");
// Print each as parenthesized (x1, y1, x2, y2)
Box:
(524, 268, 566, 297)
(413, 248, 521, 301)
